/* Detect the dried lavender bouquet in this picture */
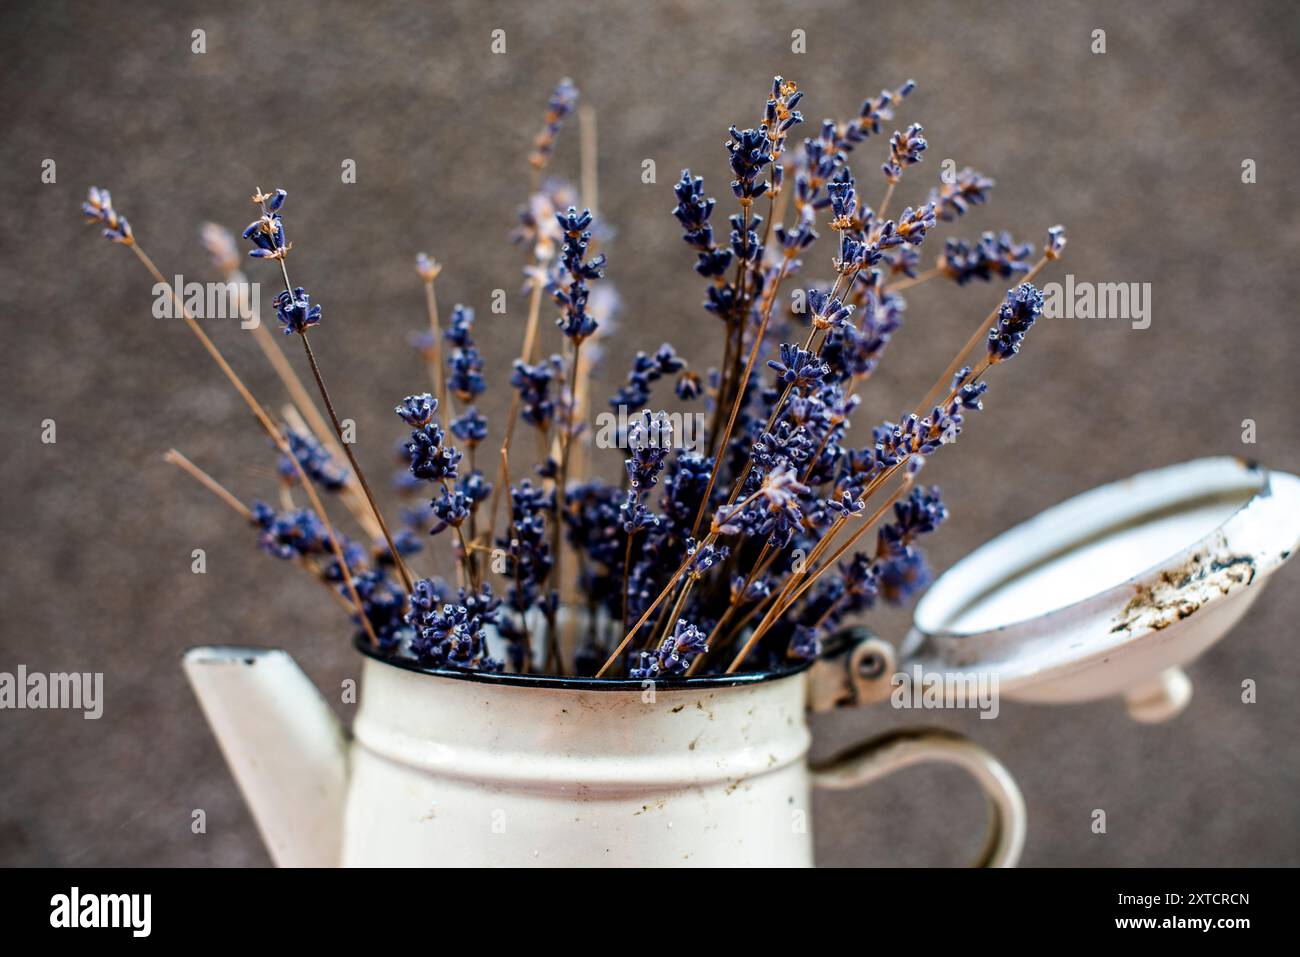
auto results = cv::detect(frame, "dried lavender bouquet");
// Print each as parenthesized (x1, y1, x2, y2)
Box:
(82, 76, 1064, 681)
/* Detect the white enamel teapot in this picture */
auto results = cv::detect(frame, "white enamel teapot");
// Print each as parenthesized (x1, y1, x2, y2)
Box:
(184, 458, 1300, 867)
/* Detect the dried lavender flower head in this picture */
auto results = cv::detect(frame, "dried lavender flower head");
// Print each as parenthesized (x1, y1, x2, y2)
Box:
(552, 206, 606, 342)
(273, 286, 322, 336)
(941, 232, 1034, 286)
(625, 411, 673, 491)
(250, 501, 332, 561)
(450, 408, 488, 447)
(630, 619, 709, 678)
(280, 428, 349, 492)
(242, 188, 289, 260)
(725, 125, 773, 203)
(987, 282, 1045, 362)
(444, 305, 486, 401)
(415, 252, 442, 282)
(82, 187, 132, 243)
(395, 393, 438, 427)
(1045, 224, 1067, 260)
(768, 343, 831, 386)
(405, 581, 503, 672)
(882, 123, 927, 183)
(763, 75, 804, 171)
(930, 167, 995, 222)
(530, 77, 579, 171)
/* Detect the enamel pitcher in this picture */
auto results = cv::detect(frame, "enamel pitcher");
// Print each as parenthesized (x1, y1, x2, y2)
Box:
(184, 458, 1300, 867)
(184, 632, 1022, 867)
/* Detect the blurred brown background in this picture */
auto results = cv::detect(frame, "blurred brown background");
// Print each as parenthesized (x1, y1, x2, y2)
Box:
(1, 0, 1297, 866)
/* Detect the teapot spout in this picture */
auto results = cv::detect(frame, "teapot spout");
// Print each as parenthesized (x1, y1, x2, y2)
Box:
(183, 647, 347, 867)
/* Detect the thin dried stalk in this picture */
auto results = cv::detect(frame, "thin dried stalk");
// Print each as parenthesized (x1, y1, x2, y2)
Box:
(129, 242, 378, 645)
(215, 258, 382, 542)
(164, 449, 355, 616)
(914, 255, 1050, 415)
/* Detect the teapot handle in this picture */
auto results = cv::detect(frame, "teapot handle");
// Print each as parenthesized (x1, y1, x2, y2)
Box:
(806, 628, 1026, 867)
(811, 727, 1026, 867)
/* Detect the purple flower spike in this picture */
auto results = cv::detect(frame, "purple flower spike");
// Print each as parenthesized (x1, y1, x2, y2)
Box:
(273, 287, 321, 336)
(630, 619, 709, 678)
(882, 123, 927, 184)
(82, 187, 132, 244)
(987, 283, 1045, 362)
(768, 343, 830, 387)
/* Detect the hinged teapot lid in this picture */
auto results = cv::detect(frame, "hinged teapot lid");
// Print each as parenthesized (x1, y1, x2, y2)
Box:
(898, 457, 1300, 720)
